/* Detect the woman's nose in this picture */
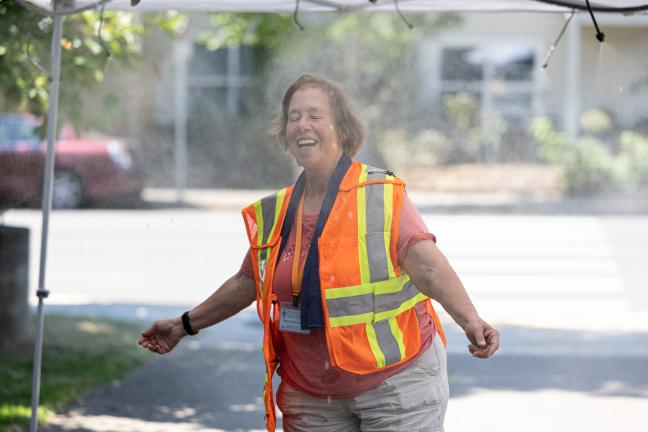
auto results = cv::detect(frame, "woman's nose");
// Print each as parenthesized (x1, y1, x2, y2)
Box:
(297, 116, 311, 131)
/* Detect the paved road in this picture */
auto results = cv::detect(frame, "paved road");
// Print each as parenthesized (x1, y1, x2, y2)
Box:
(5, 208, 648, 331)
(4, 206, 648, 431)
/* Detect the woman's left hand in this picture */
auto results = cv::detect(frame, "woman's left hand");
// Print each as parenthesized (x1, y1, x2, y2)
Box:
(463, 318, 500, 359)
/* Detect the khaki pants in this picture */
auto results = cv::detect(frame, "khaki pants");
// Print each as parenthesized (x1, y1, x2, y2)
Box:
(277, 334, 449, 432)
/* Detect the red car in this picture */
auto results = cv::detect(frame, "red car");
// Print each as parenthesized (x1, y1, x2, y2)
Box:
(0, 113, 145, 209)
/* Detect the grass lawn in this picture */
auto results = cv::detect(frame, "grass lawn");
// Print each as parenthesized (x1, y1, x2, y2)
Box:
(0, 314, 151, 431)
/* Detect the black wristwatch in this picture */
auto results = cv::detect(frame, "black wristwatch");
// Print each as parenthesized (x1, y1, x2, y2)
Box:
(181, 311, 198, 335)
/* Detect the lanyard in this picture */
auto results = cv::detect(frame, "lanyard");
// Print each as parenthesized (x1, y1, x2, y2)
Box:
(290, 192, 307, 306)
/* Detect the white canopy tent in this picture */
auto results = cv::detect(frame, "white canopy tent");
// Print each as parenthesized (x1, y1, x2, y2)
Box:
(14, 1, 648, 431)
(18, 0, 648, 13)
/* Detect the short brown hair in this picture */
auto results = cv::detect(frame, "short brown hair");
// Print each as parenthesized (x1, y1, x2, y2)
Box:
(271, 74, 366, 157)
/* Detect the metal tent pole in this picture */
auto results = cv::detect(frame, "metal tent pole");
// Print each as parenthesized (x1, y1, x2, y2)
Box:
(174, 38, 190, 204)
(29, 2, 64, 430)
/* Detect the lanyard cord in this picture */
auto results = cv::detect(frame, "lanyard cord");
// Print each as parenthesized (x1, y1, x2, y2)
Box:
(291, 192, 307, 306)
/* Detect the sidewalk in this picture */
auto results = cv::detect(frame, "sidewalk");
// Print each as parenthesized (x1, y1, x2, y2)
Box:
(41, 305, 648, 432)
(43, 349, 648, 432)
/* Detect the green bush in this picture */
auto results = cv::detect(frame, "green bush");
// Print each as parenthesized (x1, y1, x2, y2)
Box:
(375, 93, 506, 169)
(564, 138, 614, 194)
(530, 116, 648, 195)
(611, 131, 648, 192)
(580, 108, 614, 135)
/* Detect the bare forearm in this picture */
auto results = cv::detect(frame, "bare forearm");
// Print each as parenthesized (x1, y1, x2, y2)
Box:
(419, 255, 479, 329)
(138, 272, 256, 354)
(402, 240, 500, 358)
(403, 241, 480, 329)
(185, 271, 256, 332)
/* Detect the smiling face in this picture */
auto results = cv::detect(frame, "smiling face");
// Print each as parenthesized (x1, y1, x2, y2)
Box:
(286, 86, 343, 172)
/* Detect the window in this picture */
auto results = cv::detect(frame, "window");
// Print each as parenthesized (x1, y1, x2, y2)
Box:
(187, 44, 254, 117)
(0, 117, 39, 150)
(439, 44, 537, 126)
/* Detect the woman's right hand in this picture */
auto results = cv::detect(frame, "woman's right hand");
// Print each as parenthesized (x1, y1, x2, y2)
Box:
(138, 317, 186, 354)
(137, 271, 256, 355)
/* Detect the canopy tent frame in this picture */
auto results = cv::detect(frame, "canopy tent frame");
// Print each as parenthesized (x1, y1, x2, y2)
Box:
(13, 1, 648, 431)
(24, 3, 64, 432)
(17, 0, 648, 14)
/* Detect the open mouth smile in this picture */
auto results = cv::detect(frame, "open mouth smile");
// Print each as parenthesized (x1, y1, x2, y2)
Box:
(297, 138, 318, 149)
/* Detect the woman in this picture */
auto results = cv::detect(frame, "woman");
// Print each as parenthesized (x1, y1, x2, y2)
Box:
(138, 74, 499, 432)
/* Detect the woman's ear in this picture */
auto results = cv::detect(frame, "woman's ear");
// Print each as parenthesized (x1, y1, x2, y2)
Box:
(337, 130, 347, 146)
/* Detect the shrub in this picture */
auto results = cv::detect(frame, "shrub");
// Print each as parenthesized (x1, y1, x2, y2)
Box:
(530, 116, 648, 195)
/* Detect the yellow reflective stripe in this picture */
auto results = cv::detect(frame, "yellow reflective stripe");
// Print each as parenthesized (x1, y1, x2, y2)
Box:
(365, 322, 386, 368)
(253, 200, 265, 294)
(374, 292, 428, 322)
(388, 316, 406, 361)
(270, 188, 287, 239)
(253, 200, 264, 247)
(328, 312, 374, 327)
(327, 290, 422, 327)
(383, 179, 396, 279)
(325, 284, 374, 299)
(359, 164, 369, 183)
(373, 274, 409, 295)
(324, 274, 409, 300)
(357, 165, 369, 284)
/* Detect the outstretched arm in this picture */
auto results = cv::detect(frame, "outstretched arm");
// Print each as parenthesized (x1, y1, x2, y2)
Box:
(138, 270, 256, 354)
(401, 240, 499, 358)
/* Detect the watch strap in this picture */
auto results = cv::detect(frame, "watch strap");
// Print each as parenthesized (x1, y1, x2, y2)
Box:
(181, 311, 198, 335)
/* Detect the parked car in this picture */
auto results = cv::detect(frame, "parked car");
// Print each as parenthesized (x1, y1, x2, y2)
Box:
(0, 113, 145, 209)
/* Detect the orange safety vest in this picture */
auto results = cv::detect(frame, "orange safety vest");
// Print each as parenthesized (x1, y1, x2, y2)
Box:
(242, 161, 446, 431)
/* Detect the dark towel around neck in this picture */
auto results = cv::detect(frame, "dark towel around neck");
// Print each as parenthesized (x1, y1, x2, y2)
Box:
(278, 154, 353, 329)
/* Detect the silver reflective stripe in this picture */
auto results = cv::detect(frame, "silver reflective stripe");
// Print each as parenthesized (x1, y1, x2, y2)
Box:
(260, 195, 277, 243)
(326, 278, 419, 319)
(365, 183, 390, 282)
(259, 195, 277, 262)
(365, 184, 384, 232)
(373, 319, 401, 366)
(327, 293, 373, 318)
(374, 281, 420, 314)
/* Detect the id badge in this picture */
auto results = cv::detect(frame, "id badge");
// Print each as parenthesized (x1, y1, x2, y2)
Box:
(279, 302, 311, 334)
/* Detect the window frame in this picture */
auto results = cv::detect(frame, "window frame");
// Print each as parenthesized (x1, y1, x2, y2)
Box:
(424, 36, 547, 127)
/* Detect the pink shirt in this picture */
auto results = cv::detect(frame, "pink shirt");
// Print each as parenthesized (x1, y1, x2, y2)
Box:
(241, 193, 436, 399)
